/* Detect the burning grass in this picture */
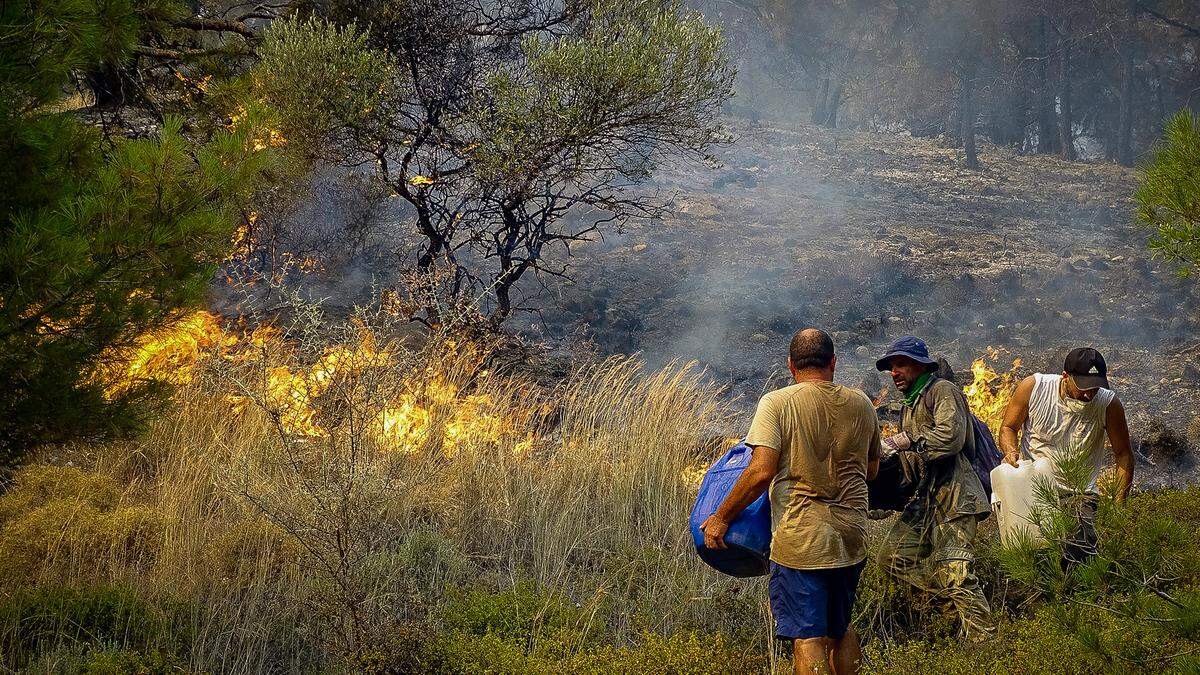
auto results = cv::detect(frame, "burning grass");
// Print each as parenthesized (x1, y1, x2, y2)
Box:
(96, 309, 542, 453)
(2, 309, 765, 671)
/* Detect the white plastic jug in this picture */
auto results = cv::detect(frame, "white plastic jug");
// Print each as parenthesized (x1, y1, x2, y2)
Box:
(989, 458, 1056, 546)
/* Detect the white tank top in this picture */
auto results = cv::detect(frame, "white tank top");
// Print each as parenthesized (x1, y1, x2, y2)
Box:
(1020, 373, 1114, 491)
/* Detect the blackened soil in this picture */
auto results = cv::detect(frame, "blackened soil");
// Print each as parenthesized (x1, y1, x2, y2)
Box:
(523, 118, 1200, 488)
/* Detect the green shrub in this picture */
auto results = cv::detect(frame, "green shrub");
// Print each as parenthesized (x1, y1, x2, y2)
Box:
(1099, 486, 1200, 587)
(567, 632, 766, 674)
(387, 583, 765, 674)
(1137, 110, 1200, 277)
(0, 584, 188, 670)
(868, 601, 1200, 674)
(0, 465, 123, 520)
(440, 581, 601, 645)
(424, 629, 762, 674)
(427, 631, 539, 674)
(17, 643, 188, 674)
(0, 465, 166, 582)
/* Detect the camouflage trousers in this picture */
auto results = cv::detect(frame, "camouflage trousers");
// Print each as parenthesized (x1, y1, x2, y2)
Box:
(878, 513, 994, 640)
(1061, 493, 1099, 570)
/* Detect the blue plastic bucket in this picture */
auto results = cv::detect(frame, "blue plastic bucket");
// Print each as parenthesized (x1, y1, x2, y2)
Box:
(689, 441, 771, 577)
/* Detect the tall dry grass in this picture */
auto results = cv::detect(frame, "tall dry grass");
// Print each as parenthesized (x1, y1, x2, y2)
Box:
(0, 320, 771, 672)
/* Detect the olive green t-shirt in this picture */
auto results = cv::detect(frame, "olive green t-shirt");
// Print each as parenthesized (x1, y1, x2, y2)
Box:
(745, 381, 881, 570)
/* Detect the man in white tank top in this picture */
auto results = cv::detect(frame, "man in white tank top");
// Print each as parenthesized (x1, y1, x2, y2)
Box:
(998, 347, 1134, 564)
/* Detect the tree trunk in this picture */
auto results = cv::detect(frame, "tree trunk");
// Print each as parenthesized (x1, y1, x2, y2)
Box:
(1117, 0, 1137, 167)
(823, 40, 861, 129)
(812, 68, 831, 126)
(403, 187, 449, 327)
(963, 73, 979, 169)
(1155, 62, 1165, 123)
(491, 279, 513, 329)
(86, 64, 130, 107)
(944, 94, 962, 149)
(488, 202, 529, 329)
(1036, 16, 1059, 154)
(1058, 29, 1076, 161)
(825, 80, 845, 128)
(991, 81, 1025, 149)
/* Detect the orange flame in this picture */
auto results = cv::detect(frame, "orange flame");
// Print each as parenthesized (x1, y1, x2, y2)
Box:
(100, 311, 533, 453)
(963, 348, 1022, 437)
(100, 311, 238, 397)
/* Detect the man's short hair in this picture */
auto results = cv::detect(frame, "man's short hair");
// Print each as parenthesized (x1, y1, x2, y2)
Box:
(789, 328, 835, 371)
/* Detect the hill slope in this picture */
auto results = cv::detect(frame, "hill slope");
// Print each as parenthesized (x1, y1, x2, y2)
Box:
(534, 119, 1200, 483)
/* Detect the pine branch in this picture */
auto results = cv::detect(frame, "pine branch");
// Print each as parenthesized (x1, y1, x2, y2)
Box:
(133, 45, 233, 60)
(172, 16, 257, 39)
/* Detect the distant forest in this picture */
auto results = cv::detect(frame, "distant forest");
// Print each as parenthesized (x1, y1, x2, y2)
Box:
(703, 0, 1199, 168)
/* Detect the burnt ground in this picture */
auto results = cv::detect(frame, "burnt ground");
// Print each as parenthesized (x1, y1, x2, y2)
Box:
(525, 118, 1200, 488)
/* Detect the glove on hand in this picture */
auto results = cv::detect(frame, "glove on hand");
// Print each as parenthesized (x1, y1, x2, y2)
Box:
(896, 450, 925, 487)
(882, 431, 913, 453)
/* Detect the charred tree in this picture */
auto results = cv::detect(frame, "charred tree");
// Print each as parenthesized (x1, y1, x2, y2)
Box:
(1036, 15, 1060, 154)
(1057, 20, 1076, 161)
(811, 66, 832, 126)
(1117, 0, 1138, 167)
(962, 71, 979, 169)
(733, 0, 1200, 165)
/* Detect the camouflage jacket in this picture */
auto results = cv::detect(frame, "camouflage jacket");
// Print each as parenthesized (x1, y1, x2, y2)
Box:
(899, 377, 990, 522)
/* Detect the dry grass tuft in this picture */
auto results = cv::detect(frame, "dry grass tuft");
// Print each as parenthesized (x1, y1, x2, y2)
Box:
(0, 318, 762, 671)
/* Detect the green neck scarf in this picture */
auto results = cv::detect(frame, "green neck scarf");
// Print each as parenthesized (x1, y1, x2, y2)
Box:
(903, 372, 934, 407)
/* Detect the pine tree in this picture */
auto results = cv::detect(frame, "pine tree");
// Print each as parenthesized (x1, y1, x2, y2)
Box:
(0, 0, 279, 462)
(1136, 110, 1200, 277)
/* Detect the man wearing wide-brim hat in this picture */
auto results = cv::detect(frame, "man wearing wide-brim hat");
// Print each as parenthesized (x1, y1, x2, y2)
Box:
(874, 336, 993, 641)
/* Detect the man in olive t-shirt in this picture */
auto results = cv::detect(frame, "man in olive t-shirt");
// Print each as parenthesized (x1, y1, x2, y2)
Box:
(701, 328, 881, 675)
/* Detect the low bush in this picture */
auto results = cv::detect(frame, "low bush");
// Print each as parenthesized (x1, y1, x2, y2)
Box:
(360, 624, 763, 667)
(0, 466, 165, 582)
(0, 584, 189, 670)
(26, 646, 190, 674)
(419, 628, 763, 674)
(1099, 486, 1200, 587)
(868, 596, 1200, 674)
(346, 583, 765, 674)
(440, 581, 602, 645)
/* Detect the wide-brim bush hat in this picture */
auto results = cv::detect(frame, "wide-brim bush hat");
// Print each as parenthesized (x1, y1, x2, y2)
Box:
(875, 336, 938, 371)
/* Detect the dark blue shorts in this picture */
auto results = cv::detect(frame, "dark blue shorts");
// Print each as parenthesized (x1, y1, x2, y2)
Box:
(769, 560, 865, 640)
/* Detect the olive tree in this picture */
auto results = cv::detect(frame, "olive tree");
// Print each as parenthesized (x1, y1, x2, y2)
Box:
(252, 0, 734, 326)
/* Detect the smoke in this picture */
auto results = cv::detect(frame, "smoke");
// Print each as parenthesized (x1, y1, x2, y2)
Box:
(223, 4, 1200, 464)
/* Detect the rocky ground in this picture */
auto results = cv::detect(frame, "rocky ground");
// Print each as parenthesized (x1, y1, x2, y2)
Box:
(527, 117, 1200, 488)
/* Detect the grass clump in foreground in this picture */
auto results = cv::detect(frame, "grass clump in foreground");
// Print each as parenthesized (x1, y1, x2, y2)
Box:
(0, 314, 1196, 673)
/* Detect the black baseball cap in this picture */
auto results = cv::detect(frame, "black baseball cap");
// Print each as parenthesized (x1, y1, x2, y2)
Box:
(1064, 347, 1109, 390)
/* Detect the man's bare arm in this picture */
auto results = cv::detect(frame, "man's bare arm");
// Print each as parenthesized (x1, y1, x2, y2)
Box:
(999, 376, 1035, 466)
(1106, 397, 1134, 503)
(699, 445, 780, 549)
